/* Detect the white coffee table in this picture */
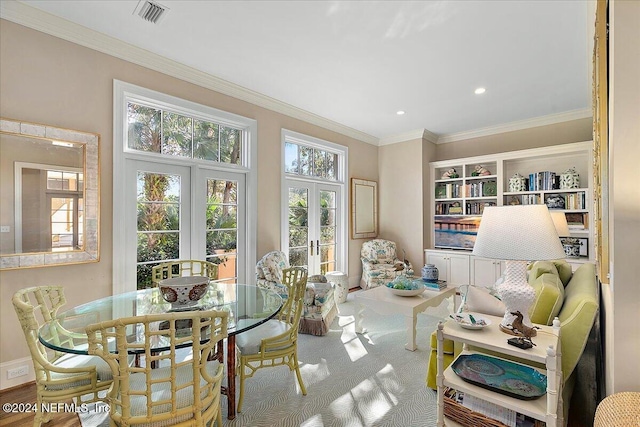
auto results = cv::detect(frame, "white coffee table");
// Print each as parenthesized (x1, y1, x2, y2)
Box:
(354, 285, 456, 351)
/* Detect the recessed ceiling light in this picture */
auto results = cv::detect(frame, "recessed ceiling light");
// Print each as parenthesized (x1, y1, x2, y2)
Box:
(474, 87, 486, 95)
(396, 111, 405, 115)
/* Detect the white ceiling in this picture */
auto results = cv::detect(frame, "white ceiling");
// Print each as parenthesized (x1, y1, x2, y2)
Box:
(15, 0, 593, 143)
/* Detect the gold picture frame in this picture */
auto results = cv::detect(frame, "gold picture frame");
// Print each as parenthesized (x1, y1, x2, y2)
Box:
(351, 178, 377, 239)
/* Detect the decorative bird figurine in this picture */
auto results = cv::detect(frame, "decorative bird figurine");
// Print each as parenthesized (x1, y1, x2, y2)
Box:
(402, 249, 410, 270)
(508, 311, 540, 339)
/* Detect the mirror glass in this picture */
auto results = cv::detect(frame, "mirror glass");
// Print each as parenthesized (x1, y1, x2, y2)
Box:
(351, 178, 378, 239)
(0, 119, 99, 269)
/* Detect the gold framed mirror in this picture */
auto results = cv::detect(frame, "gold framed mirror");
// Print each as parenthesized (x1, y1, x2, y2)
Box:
(0, 118, 100, 269)
(351, 178, 377, 239)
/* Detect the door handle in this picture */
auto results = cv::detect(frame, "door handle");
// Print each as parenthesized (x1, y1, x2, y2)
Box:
(317, 240, 320, 257)
(310, 240, 314, 256)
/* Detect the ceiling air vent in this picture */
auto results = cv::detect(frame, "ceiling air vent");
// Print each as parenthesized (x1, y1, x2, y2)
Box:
(134, 0, 169, 24)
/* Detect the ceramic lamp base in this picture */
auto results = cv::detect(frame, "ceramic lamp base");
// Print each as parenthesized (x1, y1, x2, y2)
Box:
(497, 260, 537, 337)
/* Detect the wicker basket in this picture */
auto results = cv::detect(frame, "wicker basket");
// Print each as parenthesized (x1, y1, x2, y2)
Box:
(443, 387, 509, 427)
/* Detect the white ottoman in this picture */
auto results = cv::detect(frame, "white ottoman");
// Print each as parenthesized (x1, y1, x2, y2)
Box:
(326, 271, 349, 303)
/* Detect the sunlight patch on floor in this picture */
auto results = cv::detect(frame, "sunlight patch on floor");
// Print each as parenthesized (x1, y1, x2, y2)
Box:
(299, 357, 330, 385)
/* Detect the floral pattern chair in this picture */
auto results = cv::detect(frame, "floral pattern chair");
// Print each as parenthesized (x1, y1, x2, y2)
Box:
(256, 251, 338, 336)
(360, 239, 412, 290)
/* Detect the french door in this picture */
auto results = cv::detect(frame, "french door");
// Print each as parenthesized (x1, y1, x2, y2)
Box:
(123, 159, 246, 290)
(284, 179, 342, 275)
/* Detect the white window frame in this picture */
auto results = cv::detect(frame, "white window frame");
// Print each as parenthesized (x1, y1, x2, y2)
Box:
(113, 80, 257, 294)
(280, 129, 348, 274)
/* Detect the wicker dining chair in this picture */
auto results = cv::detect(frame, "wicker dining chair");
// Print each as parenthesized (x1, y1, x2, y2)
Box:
(86, 310, 228, 427)
(235, 266, 308, 412)
(12, 286, 113, 427)
(151, 259, 219, 285)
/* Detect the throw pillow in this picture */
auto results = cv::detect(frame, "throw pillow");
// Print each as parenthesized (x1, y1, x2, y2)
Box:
(529, 272, 565, 325)
(551, 260, 573, 286)
(528, 261, 559, 284)
(463, 285, 506, 317)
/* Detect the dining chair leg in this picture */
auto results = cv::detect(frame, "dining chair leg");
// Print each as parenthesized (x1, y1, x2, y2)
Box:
(237, 362, 246, 413)
(293, 353, 307, 395)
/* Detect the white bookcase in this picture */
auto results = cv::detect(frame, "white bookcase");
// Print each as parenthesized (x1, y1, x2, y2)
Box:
(429, 142, 593, 268)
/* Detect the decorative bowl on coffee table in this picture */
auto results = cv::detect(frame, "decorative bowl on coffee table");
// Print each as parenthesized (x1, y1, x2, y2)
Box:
(158, 276, 210, 309)
(386, 277, 425, 297)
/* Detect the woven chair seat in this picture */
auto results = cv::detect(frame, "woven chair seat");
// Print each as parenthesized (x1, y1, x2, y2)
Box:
(47, 354, 114, 390)
(120, 361, 221, 427)
(236, 319, 292, 354)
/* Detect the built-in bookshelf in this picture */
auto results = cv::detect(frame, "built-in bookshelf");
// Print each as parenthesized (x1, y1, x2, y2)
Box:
(429, 141, 593, 260)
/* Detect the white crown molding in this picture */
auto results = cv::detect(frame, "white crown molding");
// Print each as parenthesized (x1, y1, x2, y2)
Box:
(1, 1, 379, 146)
(436, 108, 593, 144)
(378, 129, 438, 146)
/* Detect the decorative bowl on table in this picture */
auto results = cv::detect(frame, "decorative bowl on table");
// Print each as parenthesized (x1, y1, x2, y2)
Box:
(158, 276, 210, 309)
(451, 312, 491, 330)
(385, 277, 425, 297)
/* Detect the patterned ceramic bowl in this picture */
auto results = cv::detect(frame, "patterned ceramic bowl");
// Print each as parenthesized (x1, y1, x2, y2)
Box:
(158, 276, 210, 308)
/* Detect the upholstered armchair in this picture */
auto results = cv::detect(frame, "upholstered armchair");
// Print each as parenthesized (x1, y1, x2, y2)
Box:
(256, 251, 338, 336)
(360, 239, 411, 290)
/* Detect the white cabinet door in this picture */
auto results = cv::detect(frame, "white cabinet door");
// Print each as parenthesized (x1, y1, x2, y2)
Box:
(472, 256, 504, 287)
(424, 250, 470, 286)
(449, 253, 471, 285)
(425, 251, 450, 282)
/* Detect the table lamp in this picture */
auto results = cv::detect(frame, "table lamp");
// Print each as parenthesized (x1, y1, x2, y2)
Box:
(472, 205, 565, 335)
(550, 211, 570, 238)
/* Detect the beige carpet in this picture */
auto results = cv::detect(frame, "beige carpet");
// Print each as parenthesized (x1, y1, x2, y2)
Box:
(80, 292, 451, 427)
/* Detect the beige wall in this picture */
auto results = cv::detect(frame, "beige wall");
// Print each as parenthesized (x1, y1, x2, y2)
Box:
(435, 118, 593, 161)
(378, 138, 435, 269)
(608, 0, 640, 394)
(0, 20, 377, 378)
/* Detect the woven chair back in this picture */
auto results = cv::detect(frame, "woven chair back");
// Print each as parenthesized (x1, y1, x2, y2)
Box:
(151, 259, 219, 285)
(278, 267, 309, 328)
(86, 310, 228, 427)
(13, 286, 76, 369)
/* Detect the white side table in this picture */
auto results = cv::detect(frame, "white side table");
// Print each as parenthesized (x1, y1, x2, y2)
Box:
(326, 271, 349, 303)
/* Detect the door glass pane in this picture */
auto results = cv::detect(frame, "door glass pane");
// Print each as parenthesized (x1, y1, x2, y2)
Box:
(220, 127, 242, 164)
(162, 112, 192, 157)
(193, 119, 219, 161)
(319, 190, 337, 273)
(136, 172, 181, 289)
(313, 149, 325, 178)
(288, 187, 308, 268)
(326, 152, 337, 180)
(284, 142, 298, 174)
(127, 103, 162, 153)
(299, 146, 311, 176)
(206, 178, 238, 283)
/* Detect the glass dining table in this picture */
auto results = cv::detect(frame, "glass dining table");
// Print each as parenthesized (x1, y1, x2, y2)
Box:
(38, 282, 283, 420)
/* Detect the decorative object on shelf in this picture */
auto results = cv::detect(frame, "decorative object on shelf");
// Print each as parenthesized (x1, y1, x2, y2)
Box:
(508, 311, 540, 340)
(545, 194, 566, 209)
(158, 276, 210, 309)
(448, 201, 463, 214)
(451, 354, 547, 400)
(560, 237, 588, 258)
(422, 264, 439, 281)
(482, 180, 497, 196)
(471, 165, 492, 176)
(508, 196, 521, 205)
(441, 168, 459, 179)
(560, 167, 580, 189)
(472, 205, 565, 335)
(508, 173, 528, 192)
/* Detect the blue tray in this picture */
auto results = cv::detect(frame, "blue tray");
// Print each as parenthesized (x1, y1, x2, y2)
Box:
(451, 354, 547, 400)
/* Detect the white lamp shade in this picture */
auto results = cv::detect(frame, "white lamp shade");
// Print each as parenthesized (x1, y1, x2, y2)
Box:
(550, 211, 570, 237)
(472, 205, 565, 261)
